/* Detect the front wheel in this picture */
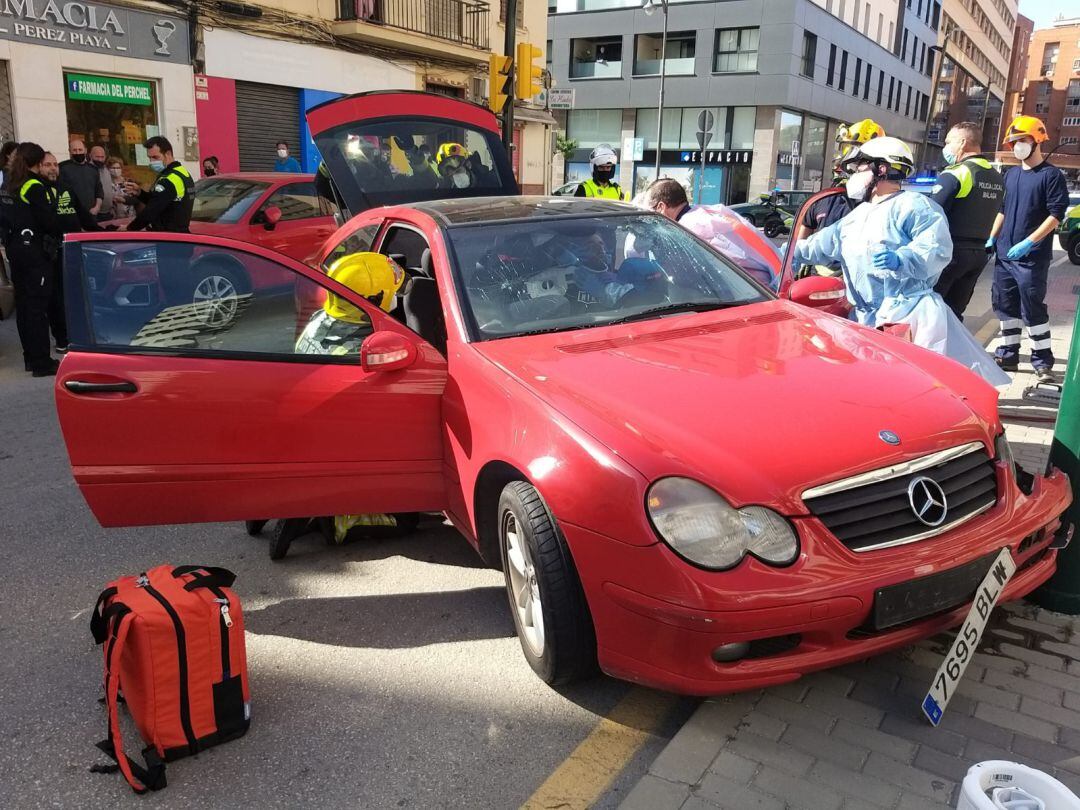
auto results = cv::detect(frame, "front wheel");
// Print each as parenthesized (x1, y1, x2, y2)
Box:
(764, 217, 784, 238)
(1068, 236, 1080, 266)
(498, 481, 597, 685)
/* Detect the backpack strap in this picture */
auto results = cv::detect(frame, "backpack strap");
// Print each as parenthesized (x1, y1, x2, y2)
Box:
(89, 586, 119, 644)
(91, 608, 167, 794)
(171, 565, 236, 591)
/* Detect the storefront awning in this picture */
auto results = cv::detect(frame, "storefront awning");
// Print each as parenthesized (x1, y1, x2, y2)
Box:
(514, 105, 557, 126)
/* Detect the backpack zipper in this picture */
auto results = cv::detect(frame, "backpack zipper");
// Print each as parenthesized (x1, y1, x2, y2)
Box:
(141, 581, 198, 753)
(211, 590, 232, 680)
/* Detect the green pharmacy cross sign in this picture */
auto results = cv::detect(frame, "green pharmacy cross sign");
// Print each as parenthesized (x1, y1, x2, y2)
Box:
(66, 73, 152, 106)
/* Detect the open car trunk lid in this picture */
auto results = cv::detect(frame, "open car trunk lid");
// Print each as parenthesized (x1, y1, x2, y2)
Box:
(305, 91, 519, 218)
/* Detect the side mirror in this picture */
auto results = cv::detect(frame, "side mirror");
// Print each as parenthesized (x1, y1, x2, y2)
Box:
(263, 206, 282, 230)
(788, 275, 847, 310)
(360, 330, 417, 373)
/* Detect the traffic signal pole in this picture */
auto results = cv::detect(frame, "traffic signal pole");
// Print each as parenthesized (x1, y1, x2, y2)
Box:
(502, 0, 517, 152)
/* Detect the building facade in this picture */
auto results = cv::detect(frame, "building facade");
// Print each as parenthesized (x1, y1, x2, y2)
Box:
(1015, 17, 1080, 176)
(0, 0, 196, 186)
(1000, 12, 1032, 143)
(547, 0, 936, 203)
(922, 0, 1015, 169)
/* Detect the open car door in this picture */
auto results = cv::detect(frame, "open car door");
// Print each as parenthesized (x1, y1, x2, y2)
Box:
(56, 232, 447, 527)
(306, 91, 519, 218)
(776, 186, 851, 317)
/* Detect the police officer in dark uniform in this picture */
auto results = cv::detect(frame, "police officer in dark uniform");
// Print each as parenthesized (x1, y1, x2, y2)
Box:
(929, 122, 1004, 320)
(122, 137, 194, 307)
(3, 142, 63, 376)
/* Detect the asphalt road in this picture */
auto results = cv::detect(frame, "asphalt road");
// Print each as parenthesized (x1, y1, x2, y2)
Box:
(0, 316, 690, 808)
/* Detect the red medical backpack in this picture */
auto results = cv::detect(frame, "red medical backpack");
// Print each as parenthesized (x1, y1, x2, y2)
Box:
(90, 565, 250, 793)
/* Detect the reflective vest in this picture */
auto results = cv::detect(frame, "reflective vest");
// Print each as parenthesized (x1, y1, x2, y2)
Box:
(581, 179, 625, 200)
(19, 177, 57, 206)
(158, 164, 193, 201)
(939, 156, 1004, 245)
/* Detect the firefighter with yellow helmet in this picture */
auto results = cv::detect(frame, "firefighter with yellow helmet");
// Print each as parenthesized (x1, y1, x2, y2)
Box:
(987, 115, 1070, 381)
(263, 252, 411, 559)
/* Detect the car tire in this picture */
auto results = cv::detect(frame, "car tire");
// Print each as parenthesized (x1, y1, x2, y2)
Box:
(245, 520, 268, 536)
(1069, 237, 1080, 266)
(498, 481, 597, 685)
(268, 517, 311, 561)
(188, 263, 247, 329)
(764, 217, 783, 238)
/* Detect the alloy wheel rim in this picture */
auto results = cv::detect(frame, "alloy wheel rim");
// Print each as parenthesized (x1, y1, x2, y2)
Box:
(192, 274, 239, 327)
(503, 511, 545, 657)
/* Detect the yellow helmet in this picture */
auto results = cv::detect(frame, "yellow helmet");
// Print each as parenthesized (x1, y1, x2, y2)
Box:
(325, 252, 406, 321)
(835, 119, 885, 168)
(435, 142, 470, 171)
(1003, 115, 1048, 144)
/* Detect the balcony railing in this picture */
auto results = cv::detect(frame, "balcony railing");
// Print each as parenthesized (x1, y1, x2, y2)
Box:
(337, 0, 489, 50)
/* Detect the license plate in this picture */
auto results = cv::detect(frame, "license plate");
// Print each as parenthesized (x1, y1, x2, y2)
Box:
(872, 551, 998, 630)
(922, 548, 1015, 726)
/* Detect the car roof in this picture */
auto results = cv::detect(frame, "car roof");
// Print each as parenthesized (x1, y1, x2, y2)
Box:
(413, 195, 639, 226)
(203, 172, 313, 183)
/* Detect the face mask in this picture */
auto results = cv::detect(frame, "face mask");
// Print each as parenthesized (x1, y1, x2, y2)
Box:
(942, 148, 957, 167)
(149, 159, 165, 173)
(109, 168, 123, 178)
(1013, 141, 1033, 161)
(277, 149, 288, 159)
(71, 153, 85, 164)
(845, 169, 875, 201)
(451, 170, 471, 189)
(593, 165, 615, 183)
(92, 159, 105, 168)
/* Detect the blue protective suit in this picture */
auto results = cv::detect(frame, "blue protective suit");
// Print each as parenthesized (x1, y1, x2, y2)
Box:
(794, 191, 1009, 386)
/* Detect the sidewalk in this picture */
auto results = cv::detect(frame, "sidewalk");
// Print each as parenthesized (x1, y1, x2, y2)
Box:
(620, 250, 1080, 810)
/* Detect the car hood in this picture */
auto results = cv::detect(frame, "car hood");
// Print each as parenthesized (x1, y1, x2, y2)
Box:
(474, 301, 996, 513)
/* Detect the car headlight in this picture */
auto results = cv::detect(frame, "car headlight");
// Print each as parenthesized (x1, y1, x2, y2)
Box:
(646, 477, 799, 570)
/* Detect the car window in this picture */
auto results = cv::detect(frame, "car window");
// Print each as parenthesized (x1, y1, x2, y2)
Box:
(191, 179, 269, 224)
(379, 226, 428, 270)
(262, 182, 326, 222)
(447, 213, 770, 340)
(321, 224, 381, 272)
(75, 240, 382, 361)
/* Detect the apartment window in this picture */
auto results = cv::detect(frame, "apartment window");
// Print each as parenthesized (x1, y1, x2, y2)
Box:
(932, 1, 941, 29)
(863, 64, 872, 100)
(1074, 58, 1080, 71)
(570, 37, 623, 79)
(905, 86, 912, 116)
(1067, 79, 1080, 111)
(902, 30, 909, 62)
(634, 31, 696, 76)
(917, 0, 923, 16)
(853, 58, 862, 96)
(801, 32, 817, 79)
(566, 109, 623, 147)
(853, 1, 860, 30)
(827, 43, 837, 86)
(877, 13, 884, 44)
(546, 39, 552, 73)
(877, 71, 884, 105)
(895, 80, 903, 112)
(1062, 136, 1079, 146)
(498, 0, 524, 28)
(1038, 81, 1051, 97)
(920, 93, 929, 120)
(888, 76, 895, 108)
(1061, 116, 1080, 127)
(714, 27, 759, 72)
(838, 0, 846, 22)
(838, 51, 848, 92)
(1040, 42, 1059, 76)
(888, 21, 894, 48)
(863, 3, 870, 35)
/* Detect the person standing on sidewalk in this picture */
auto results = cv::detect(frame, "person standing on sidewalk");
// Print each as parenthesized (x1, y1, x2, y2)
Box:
(3, 143, 64, 376)
(274, 142, 301, 173)
(930, 122, 1004, 320)
(988, 115, 1070, 381)
(59, 139, 102, 217)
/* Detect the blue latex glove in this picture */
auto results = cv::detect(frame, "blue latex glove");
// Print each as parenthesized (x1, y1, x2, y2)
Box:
(985, 236, 996, 250)
(1006, 238, 1036, 260)
(871, 250, 902, 272)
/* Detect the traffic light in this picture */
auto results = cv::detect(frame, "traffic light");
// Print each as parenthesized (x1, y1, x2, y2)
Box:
(488, 53, 512, 114)
(516, 42, 544, 100)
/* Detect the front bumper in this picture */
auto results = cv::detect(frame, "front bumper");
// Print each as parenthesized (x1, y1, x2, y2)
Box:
(566, 467, 1070, 696)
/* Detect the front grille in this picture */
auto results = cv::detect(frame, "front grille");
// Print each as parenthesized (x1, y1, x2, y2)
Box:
(804, 445, 997, 552)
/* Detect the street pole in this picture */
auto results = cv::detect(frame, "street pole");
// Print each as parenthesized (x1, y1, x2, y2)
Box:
(654, 0, 669, 178)
(921, 43, 944, 170)
(502, 0, 517, 153)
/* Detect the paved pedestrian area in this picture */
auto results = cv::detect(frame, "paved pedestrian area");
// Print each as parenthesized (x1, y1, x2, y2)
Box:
(620, 250, 1080, 810)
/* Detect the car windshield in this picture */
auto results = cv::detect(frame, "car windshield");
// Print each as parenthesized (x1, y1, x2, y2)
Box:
(191, 179, 268, 224)
(314, 118, 509, 212)
(448, 213, 771, 340)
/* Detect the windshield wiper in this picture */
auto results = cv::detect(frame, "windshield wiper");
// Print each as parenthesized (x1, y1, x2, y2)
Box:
(607, 301, 749, 325)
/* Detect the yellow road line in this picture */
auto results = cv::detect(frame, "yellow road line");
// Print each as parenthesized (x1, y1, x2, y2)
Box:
(521, 687, 678, 810)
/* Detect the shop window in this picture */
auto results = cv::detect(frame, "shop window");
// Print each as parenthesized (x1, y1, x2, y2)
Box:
(730, 107, 756, 150)
(570, 36, 623, 79)
(678, 107, 729, 150)
(801, 32, 817, 79)
(566, 109, 623, 148)
(713, 27, 758, 73)
(635, 107, 682, 150)
(633, 31, 696, 76)
(64, 72, 161, 187)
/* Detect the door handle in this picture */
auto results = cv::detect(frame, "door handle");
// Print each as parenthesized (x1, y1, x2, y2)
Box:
(64, 380, 138, 394)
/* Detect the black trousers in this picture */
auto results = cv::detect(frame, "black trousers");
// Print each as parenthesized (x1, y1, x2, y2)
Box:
(49, 255, 68, 349)
(934, 245, 989, 320)
(10, 251, 54, 371)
